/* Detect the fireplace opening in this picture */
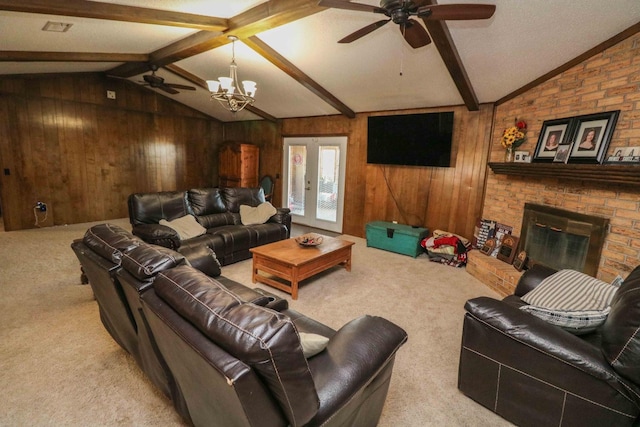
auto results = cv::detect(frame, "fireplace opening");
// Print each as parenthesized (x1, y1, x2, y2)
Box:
(519, 203, 608, 276)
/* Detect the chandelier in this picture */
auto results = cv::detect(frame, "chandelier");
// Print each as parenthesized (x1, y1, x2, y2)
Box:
(206, 35, 257, 113)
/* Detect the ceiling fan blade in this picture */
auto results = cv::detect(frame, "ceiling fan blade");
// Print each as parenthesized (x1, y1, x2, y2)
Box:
(400, 20, 431, 48)
(318, 0, 385, 14)
(339, 19, 391, 44)
(419, 4, 496, 20)
(166, 83, 196, 91)
(158, 84, 179, 95)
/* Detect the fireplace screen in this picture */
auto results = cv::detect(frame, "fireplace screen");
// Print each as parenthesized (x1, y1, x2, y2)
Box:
(524, 223, 590, 272)
(520, 204, 608, 277)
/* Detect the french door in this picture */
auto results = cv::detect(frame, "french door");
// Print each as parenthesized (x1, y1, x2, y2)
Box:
(283, 136, 347, 233)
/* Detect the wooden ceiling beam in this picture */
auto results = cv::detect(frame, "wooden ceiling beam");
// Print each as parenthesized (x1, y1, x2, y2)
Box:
(108, 0, 324, 77)
(0, 51, 148, 62)
(164, 64, 277, 122)
(4, 0, 326, 121)
(421, 1, 479, 111)
(0, 0, 228, 31)
(244, 36, 355, 118)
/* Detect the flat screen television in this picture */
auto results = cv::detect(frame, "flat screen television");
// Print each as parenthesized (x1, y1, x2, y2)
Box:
(367, 111, 454, 167)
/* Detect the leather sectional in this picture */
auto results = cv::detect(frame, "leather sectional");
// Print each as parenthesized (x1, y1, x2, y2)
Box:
(71, 223, 408, 426)
(128, 187, 291, 265)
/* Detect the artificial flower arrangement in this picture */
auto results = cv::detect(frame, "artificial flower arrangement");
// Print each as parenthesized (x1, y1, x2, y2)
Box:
(501, 119, 527, 149)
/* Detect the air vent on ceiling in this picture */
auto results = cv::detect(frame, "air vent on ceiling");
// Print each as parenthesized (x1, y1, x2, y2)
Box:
(42, 21, 73, 32)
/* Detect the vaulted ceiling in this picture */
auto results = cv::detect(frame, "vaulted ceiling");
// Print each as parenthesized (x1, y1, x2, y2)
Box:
(1, 0, 639, 122)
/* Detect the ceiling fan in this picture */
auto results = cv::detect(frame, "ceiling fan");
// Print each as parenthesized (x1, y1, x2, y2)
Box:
(318, 0, 496, 48)
(140, 64, 196, 95)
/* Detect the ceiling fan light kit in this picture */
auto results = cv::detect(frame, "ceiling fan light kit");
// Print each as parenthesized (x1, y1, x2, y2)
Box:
(207, 35, 257, 113)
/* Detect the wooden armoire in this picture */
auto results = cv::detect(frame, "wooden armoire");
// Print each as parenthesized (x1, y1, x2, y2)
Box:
(218, 142, 259, 188)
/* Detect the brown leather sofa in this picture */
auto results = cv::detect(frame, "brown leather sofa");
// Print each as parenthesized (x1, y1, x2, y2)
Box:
(128, 187, 291, 265)
(72, 223, 408, 426)
(458, 264, 640, 426)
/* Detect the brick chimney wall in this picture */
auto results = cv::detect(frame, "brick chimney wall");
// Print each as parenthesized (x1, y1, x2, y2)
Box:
(482, 32, 640, 282)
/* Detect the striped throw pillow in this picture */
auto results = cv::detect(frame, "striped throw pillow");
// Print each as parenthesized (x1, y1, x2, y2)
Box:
(520, 269, 618, 334)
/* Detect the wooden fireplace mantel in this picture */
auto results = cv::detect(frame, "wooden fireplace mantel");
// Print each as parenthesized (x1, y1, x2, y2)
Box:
(488, 162, 640, 186)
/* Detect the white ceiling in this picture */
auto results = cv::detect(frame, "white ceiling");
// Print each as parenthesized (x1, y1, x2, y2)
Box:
(1, 0, 639, 122)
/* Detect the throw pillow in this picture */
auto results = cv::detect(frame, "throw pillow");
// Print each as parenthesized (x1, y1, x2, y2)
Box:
(299, 332, 330, 358)
(520, 305, 610, 334)
(520, 269, 618, 334)
(239, 202, 277, 225)
(159, 215, 206, 240)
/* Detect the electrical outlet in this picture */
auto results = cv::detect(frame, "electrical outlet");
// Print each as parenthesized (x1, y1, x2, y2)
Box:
(106, 90, 116, 99)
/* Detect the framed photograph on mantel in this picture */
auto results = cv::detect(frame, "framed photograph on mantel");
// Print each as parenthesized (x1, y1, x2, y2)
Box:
(553, 143, 573, 163)
(568, 110, 620, 164)
(532, 118, 574, 162)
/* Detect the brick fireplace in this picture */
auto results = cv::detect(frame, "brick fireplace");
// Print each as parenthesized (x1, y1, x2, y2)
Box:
(469, 32, 640, 295)
(467, 201, 611, 296)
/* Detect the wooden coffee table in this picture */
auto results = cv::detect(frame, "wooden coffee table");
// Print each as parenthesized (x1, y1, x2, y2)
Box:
(249, 235, 355, 299)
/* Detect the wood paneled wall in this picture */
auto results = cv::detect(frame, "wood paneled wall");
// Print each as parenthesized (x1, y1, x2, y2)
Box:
(0, 72, 494, 238)
(282, 106, 494, 238)
(0, 73, 222, 231)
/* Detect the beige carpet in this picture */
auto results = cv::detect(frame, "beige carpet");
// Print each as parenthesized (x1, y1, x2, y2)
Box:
(0, 218, 512, 426)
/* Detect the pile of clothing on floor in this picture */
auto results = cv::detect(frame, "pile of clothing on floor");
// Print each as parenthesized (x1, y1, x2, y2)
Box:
(420, 229, 472, 267)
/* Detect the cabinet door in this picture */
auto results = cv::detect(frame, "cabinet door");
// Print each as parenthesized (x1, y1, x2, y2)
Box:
(219, 143, 259, 188)
(240, 145, 259, 187)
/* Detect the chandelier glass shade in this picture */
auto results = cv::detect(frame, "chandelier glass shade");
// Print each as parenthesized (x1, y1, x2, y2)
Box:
(207, 36, 256, 113)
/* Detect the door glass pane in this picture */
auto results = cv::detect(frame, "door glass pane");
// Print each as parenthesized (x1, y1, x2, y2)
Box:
(287, 145, 306, 216)
(316, 145, 339, 222)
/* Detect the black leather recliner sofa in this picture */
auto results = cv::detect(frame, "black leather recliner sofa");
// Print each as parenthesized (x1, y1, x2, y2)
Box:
(71, 223, 285, 422)
(128, 187, 291, 265)
(72, 223, 408, 426)
(458, 264, 640, 426)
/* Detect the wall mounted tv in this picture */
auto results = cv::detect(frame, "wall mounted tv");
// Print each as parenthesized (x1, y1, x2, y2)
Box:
(367, 111, 454, 167)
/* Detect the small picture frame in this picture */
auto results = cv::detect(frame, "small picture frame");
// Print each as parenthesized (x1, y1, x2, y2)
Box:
(568, 110, 620, 164)
(514, 151, 530, 163)
(513, 250, 527, 271)
(533, 118, 574, 162)
(496, 235, 519, 264)
(608, 146, 640, 163)
(553, 143, 573, 163)
(480, 238, 496, 256)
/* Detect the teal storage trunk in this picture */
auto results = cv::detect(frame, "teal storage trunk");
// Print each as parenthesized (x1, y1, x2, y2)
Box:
(366, 221, 429, 258)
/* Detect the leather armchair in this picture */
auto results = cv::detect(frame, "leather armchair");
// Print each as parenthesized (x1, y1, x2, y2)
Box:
(458, 264, 640, 426)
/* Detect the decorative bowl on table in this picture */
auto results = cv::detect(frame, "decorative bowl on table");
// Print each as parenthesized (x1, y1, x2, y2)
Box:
(295, 233, 323, 247)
